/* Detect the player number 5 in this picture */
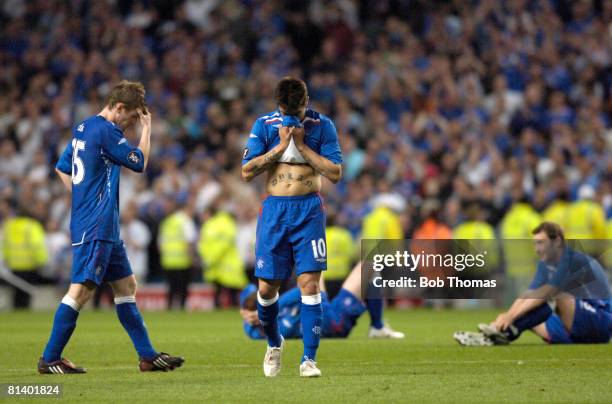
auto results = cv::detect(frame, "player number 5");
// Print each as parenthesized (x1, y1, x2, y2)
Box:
(71, 139, 86, 185)
(311, 238, 326, 259)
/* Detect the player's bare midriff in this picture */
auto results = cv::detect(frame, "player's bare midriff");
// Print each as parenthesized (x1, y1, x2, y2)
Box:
(265, 162, 321, 196)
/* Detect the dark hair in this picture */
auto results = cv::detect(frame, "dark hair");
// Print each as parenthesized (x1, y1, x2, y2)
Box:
(274, 76, 308, 116)
(532, 222, 565, 241)
(107, 80, 147, 112)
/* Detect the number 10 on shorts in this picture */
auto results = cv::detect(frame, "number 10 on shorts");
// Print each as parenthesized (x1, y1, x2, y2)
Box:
(311, 238, 326, 260)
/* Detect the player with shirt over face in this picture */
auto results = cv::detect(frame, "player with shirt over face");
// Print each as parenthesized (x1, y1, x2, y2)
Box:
(241, 77, 342, 377)
(38, 80, 184, 374)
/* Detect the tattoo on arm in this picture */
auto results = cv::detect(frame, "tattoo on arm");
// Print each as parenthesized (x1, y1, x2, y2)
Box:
(245, 148, 284, 177)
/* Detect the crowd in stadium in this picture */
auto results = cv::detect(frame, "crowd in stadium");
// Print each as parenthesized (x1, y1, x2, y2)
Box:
(0, 0, 610, 307)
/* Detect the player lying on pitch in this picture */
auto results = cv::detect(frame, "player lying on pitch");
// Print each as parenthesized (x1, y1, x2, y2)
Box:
(455, 222, 611, 346)
(239, 262, 405, 341)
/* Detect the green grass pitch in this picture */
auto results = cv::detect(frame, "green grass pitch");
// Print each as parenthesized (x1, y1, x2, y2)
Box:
(2, 308, 612, 403)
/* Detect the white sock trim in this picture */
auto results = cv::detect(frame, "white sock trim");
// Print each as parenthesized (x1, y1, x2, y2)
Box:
(114, 295, 136, 305)
(257, 292, 279, 306)
(61, 295, 81, 311)
(301, 293, 322, 305)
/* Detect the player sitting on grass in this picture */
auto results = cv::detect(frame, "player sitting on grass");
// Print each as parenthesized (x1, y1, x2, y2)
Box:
(239, 262, 405, 341)
(455, 222, 611, 346)
(38, 81, 184, 374)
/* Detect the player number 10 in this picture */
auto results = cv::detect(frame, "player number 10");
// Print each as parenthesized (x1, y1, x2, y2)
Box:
(311, 238, 326, 259)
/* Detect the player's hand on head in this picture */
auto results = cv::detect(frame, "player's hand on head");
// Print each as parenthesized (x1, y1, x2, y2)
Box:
(139, 108, 151, 129)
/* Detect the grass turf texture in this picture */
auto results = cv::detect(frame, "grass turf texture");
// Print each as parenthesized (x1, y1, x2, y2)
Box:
(1, 309, 611, 403)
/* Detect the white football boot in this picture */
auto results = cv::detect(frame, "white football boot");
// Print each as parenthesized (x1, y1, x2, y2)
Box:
(478, 323, 510, 345)
(299, 358, 322, 377)
(263, 336, 284, 377)
(453, 331, 494, 346)
(368, 324, 405, 339)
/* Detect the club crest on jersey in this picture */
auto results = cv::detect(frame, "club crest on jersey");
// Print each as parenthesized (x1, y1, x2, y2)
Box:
(77, 123, 85, 132)
(127, 151, 140, 163)
(256, 258, 264, 269)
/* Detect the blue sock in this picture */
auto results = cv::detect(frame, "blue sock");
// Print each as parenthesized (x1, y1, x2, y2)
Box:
(42, 296, 80, 362)
(506, 303, 552, 341)
(366, 299, 384, 329)
(301, 294, 322, 363)
(257, 292, 282, 347)
(115, 297, 157, 359)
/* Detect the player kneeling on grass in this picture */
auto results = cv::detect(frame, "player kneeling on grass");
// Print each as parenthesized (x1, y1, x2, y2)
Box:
(455, 222, 611, 346)
(38, 81, 184, 374)
(239, 262, 405, 343)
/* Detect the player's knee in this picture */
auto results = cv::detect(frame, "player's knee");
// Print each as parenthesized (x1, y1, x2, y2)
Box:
(258, 279, 280, 299)
(258, 285, 278, 300)
(68, 282, 96, 306)
(112, 275, 137, 297)
(125, 277, 137, 295)
(299, 280, 320, 296)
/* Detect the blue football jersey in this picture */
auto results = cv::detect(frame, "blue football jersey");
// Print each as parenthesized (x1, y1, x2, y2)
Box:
(530, 248, 611, 309)
(56, 115, 144, 245)
(242, 109, 342, 166)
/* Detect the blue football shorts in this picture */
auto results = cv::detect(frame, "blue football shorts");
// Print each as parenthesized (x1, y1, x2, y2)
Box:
(255, 192, 327, 280)
(545, 299, 611, 344)
(71, 240, 133, 286)
(322, 289, 367, 338)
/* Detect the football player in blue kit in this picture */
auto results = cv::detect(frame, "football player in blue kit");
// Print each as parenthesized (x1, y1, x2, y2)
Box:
(241, 77, 342, 377)
(455, 222, 611, 346)
(239, 262, 405, 341)
(38, 81, 184, 374)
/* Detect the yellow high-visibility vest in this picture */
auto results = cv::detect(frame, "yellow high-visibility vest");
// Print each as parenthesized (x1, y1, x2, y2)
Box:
(543, 200, 569, 231)
(361, 206, 403, 260)
(453, 221, 499, 270)
(198, 212, 247, 289)
(362, 207, 403, 240)
(325, 226, 355, 281)
(500, 203, 541, 276)
(159, 212, 193, 270)
(2, 216, 48, 271)
(565, 200, 606, 240)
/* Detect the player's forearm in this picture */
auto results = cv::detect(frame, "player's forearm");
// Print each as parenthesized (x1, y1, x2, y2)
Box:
(241, 144, 287, 182)
(137, 126, 151, 171)
(295, 144, 342, 183)
(55, 169, 72, 193)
